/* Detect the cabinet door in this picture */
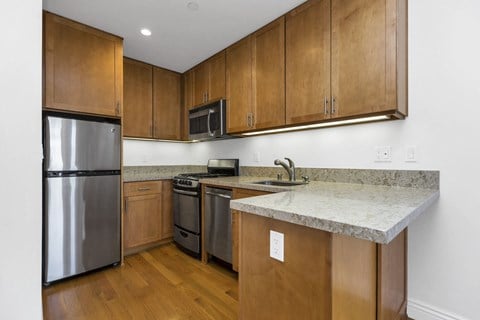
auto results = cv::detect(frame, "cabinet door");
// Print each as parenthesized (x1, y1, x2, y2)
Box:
(161, 180, 174, 239)
(226, 36, 253, 133)
(193, 62, 209, 105)
(124, 194, 162, 249)
(208, 51, 226, 102)
(182, 70, 194, 140)
(44, 12, 123, 117)
(331, 0, 399, 118)
(286, 0, 331, 125)
(252, 17, 286, 130)
(123, 58, 153, 137)
(153, 67, 181, 140)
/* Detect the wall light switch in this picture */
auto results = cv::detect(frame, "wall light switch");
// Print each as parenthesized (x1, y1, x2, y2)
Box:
(270, 230, 284, 262)
(375, 146, 392, 162)
(405, 145, 417, 162)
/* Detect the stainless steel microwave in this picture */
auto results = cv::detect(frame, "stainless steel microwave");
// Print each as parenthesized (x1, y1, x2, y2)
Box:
(189, 99, 233, 141)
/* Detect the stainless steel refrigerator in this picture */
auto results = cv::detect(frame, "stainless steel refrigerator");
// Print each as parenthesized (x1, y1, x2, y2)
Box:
(43, 114, 121, 284)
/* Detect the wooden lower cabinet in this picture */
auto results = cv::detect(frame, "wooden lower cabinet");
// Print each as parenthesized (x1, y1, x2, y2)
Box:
(123, 180, 173, 254)
(239, 212, 407, 320)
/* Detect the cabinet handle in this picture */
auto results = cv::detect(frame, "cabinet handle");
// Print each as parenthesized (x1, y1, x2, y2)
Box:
(137, 187, 151, 191)
(206, 91, 209, 102)
(246, 113, 251, 127)
(331, 97, 336, 115)
(115, 102, 120, 116)
(251, 113, 255, 128)
(125, 200, 128, 214)
(324, 97, 329, 115)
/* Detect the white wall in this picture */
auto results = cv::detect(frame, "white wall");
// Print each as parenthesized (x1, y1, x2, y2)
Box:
(0, 1, 43, 319)
(124, 1, 480, 319)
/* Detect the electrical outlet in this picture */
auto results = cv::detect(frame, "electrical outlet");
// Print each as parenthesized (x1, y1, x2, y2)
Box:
(270, 230, 284, 262)
(405, 145, 417, 162)
(253, 152, 260, 163)
(375, 146, 392, 162)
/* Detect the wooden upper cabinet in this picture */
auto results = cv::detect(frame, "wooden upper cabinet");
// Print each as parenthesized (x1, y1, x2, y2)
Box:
(331, 0, 407, 118)
(208, 52, 226, 102)
(43, 12, 123, 117)
(153, 67, 181, 140)
(286, 0, 331, 125)
(182, 70, 194, 140)
(193, 62, 209, 105)
(123, 58, 153, 138)
(226, 36, 253, 133)
(227, 17, 286, 134)
(193, 51, 226, 106)
(252, 17, 286, 130)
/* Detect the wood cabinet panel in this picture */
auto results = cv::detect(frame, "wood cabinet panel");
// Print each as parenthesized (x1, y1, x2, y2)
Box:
(153, 67, 181, 140)
(252, 17, 286, 129)
(124, 180, 162, 197)
(232, 188, 271, 272)
(331, 0, 403, 118)
(332, 234, 376, 320)
(193, 62, 209, 105)
(208, 51, 226, 102)
(123, 58, 153, 137)
(43, 12, 123, 117)
(377, 230, 407, 320)
(124, 193, 162, 249)
(239, 213, 332, 320)
(182, 70, 194, 140)
(286, 0, 331, 124)
(124, 180, 174, 253)
(226, 37, 253, 133)
(161, 180, 174, 239)
(193, 52, 226, 106)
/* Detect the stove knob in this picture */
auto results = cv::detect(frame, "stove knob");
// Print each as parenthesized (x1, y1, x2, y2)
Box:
(188, 181, 192, 186)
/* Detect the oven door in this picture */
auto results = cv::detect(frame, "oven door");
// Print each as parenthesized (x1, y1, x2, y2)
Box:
(173, 188, 200, 234)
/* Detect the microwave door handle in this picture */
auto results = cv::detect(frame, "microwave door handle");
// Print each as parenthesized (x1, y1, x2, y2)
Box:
(207, 109, 214, 137)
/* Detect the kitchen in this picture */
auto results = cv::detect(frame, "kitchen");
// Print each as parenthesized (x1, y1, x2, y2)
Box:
(1, 1, 480, 320)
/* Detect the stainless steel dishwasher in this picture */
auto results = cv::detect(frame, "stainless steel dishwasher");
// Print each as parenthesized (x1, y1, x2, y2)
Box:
(204, 186, 233, 263)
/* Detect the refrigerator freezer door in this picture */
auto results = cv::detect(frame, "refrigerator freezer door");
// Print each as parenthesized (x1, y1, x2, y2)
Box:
(44, 175, 121, 283)
(44, 116, 121, 171)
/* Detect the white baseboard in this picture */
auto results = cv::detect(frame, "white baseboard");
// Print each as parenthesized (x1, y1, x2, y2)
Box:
(408, 299, 469, 320)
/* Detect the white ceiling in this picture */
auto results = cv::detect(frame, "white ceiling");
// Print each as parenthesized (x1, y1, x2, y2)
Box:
(43, 0, 307, 73)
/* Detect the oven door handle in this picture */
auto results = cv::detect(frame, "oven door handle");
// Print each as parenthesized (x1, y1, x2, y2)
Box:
(205, 191, 232, 199)
(173, 188, 199, 196)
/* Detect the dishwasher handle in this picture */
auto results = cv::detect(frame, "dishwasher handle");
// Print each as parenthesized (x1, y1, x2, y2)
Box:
(205, 191, 232, 199)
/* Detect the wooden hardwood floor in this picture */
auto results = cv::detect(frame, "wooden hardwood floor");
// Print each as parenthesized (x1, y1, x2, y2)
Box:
(42, 243, 239, 320)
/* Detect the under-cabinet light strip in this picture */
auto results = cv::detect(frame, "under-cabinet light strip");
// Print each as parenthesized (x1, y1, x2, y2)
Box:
(241, 115, 391, 136)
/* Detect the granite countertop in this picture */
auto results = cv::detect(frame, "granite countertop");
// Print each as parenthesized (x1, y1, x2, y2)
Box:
(199, 176, 439, 244)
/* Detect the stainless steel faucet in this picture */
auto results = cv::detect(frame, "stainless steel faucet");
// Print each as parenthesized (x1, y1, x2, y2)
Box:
(274, 158, 296, 181)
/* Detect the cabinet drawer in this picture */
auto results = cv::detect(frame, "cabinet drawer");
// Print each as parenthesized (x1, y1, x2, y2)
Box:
(124, 181, 162, 196)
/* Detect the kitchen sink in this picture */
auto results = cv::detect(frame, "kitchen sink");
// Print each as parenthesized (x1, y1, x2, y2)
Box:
(252, 180, 307, 187)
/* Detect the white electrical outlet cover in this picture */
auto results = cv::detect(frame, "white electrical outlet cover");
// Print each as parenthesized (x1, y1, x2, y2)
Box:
(270, 230, 284, 262)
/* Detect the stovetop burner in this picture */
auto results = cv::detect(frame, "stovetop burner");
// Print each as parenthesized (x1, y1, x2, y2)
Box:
(173, 159, 239, 190)
(177, 172, 225, 179)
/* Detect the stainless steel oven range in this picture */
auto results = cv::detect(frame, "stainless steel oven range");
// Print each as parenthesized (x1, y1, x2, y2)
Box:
(172, 159, 239, 258)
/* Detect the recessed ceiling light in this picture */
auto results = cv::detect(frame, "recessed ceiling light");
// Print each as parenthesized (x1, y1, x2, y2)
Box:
(140, 28, 152, 36)
(187, 1, 199, 11)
